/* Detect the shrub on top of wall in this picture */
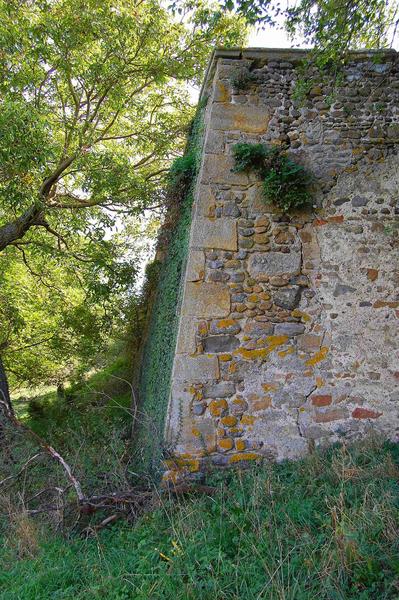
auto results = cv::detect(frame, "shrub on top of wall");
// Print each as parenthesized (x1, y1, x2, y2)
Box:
(232, 142, 312, 212)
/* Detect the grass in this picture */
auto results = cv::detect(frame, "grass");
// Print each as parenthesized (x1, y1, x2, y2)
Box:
(1, 356, 136, 534)
(1, 438, 398, 599)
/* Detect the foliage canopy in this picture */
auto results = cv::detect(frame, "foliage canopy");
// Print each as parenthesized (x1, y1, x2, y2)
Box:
(222, 0, 398, 65)
(0, 0, 246, 388)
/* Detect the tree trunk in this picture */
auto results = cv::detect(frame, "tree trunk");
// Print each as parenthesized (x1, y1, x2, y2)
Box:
(0, 355, 13, 418)
(0, 203, 44, 252)
(0, 156, 77, 252)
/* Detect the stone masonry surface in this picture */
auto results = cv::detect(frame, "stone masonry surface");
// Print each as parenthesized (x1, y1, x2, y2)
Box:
(163, 48, 399, 483)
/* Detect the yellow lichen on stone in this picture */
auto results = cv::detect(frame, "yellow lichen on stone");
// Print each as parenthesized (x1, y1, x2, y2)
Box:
(235, 439, 246, 451)
(219, 353, 232, 362)
(185, 460, 200, 472)
(216, 319, 236, 329)
(229, 426, 243, 435)
(218, 438, 234, 451)
(241, 415, 256, 425)
(191, 427, 201, 437)
(306, 346, 329, 366)
(232, 398, 247, 414)
(259, 292, 271, 300)
(262, 383, 278, 392)
(170, 457, 201, 473)
(229, 452, 260, 464)
(266, 335, 289, 346)
(253, 396, 272, 411)
(209, 399, 228, 417)
(162, 470, 180, 484)
(292, 309, 311, 322)
(185, 458, 201, 473)
(316, 376, 325, 388)
(278, 347, 294, 357)
(198, 323, 208, 336)
(221, 415, 238, 427)
(234, 347, 269, 360)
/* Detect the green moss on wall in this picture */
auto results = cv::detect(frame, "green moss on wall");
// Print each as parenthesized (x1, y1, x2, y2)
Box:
(133, 101, 206, 478)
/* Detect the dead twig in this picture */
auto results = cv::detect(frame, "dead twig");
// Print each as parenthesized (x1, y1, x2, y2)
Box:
(0, 399, 85, 503)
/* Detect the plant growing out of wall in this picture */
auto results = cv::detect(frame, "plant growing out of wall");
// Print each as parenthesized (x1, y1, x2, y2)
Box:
(232, 143, 312, 212)
(169, 153, 197, 190)
(229, 65, 255, 91)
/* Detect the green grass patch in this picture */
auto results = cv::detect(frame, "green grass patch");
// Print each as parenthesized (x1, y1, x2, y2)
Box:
(1, 439, 398, 599)
(4, 357, 135, 515)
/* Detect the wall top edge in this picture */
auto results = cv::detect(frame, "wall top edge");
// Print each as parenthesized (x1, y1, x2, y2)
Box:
(199, 46, 398, 100)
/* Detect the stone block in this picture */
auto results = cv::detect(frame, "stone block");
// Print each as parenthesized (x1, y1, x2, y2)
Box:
(173, 354, 219, 382)
(192, 402, 207, 416)
(191, 217, 237, 251)
(352, 407, 382, 419)
(297, 334, 322, 352)
(185, 250, 205, 281)
(333, 284, 356, 297)
(211, 103, 269, 133)
(243, 322, 274, 337)
(213, 80, 231, 103)
(223, 202, 241, 217)
(183, 282, 230, 317)
(195, 185, 216, 217)
(204, 128, 225, 154)
(274, 322, 305, 336)
(246, 184, 266, 211)
(203, 382, 236, 398)
(314, 409, 349, 423)
(311, 394, 332, 407)
(210, 319, 241, 335)
(273, 287, 301, 310)
(202, 153, 252, 185)
(248, 251, 301, 279)
(176, 317, 197, 354)
(203, 335, 240, 353)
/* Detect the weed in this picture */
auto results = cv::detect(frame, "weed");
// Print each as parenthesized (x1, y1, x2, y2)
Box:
(229, 66, 255, 92)
(232, 142, 312, 212)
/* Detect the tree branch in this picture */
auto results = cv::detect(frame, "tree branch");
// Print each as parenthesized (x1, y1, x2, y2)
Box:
(0, 203, 44, 252)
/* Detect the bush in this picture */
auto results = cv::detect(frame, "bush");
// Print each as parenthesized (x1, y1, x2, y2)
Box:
(232, 142, 312, 212)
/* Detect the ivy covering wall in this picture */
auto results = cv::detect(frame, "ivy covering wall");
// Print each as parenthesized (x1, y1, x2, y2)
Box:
(133, 101, 206, 477)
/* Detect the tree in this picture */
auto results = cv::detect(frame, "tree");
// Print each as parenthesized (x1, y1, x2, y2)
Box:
(0, 0, 247, 393)
(0, 228, 137, 388)
(223, 0, 398, 63)
(0, 0, 245, 252)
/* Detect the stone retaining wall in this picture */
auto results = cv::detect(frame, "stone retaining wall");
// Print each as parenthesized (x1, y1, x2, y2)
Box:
(163, 48, 399, 482)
